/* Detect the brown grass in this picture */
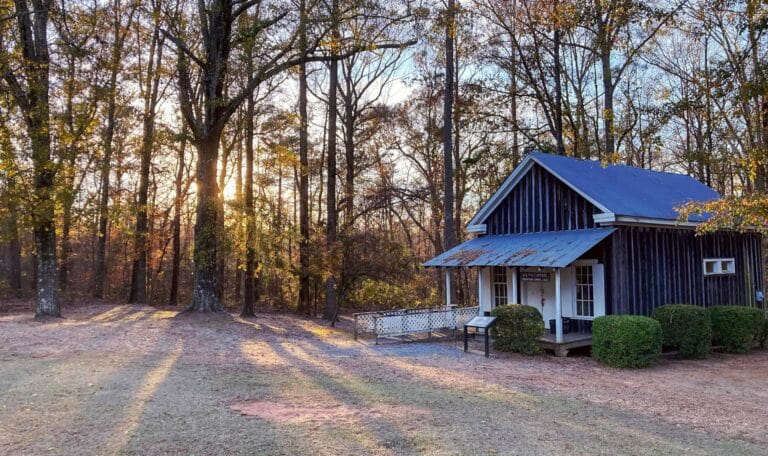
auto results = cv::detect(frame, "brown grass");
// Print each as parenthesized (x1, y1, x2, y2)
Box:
(0, 301, 766, 455)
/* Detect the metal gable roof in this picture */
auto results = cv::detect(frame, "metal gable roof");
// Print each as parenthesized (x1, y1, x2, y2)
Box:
(530, 152, 720, 221)
(467, 152, 720, 230)
(424, 228, 616, 268)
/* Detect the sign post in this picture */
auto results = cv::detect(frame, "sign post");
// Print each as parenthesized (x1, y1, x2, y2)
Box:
(464, 316, 497, 357)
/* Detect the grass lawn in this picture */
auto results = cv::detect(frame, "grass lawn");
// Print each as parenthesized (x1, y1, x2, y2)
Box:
(1, 302, 766, 455)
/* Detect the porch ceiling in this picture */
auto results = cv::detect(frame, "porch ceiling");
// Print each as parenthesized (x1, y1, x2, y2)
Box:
(424, 228, 616, 268)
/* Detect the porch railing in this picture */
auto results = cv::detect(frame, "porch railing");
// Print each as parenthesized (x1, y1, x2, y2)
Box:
(353, 306, 480, 343)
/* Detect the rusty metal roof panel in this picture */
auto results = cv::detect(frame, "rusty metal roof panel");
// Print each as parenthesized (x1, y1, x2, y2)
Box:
(424, 228, 616, 268)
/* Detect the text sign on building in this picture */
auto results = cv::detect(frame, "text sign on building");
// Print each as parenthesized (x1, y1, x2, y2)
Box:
(521, 271, 550, 282)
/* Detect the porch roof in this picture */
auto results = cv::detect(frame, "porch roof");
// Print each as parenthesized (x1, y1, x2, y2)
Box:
(424, 228, 615, 268)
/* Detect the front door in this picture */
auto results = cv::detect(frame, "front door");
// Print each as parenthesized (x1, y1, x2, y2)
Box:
(522, 269, 557, 328)
(521, 263, 606, 329)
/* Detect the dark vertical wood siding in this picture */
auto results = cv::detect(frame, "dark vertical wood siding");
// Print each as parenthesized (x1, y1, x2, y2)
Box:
(610, 226, 764, 315)
(485, 163, 601, 234)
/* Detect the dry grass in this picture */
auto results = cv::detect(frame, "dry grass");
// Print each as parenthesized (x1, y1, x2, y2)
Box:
(1, 301, 767, 455)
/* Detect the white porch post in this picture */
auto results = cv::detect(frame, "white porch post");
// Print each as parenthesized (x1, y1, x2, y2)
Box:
(555, 268, 563, 343)
(477, 268, 482, 310)
(510, 267, 518, 304)
(445, 268, 452, 308)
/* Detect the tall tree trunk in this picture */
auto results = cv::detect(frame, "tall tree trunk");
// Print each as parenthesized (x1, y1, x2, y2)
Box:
(600, 48, 614, 158)
(242, 59, 256, 317)
(298, 0, 311, 315)
(343, 79, 355, 227)
(129, 19, 163, 304)
(169, 132, 187, 306)
(59, 55, 76, 291)
(33, 124, 59, 317)
(510, 1, 519, 165)
(216, 140, 229, 302)
(189, 135, 223, 312)
(1, 118, 23, 297)
(442, 0, 456, 305)
(2, 189, 22, 297)
(322, 0, 340, 322)
(553, 6, 565, 155)
(596, 6, 614, 159)
(128, 114, 154, 303)
(4, 0, 60, 316)
(747, 0, 768, 191)
(94, 4, 130, 299)
(234, 131, 243, 303)
(94, 100, 116, 298)
(59, 203, 72, 290)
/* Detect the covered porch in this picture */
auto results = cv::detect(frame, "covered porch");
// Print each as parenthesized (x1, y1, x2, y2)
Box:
(425, 229, 614, 354)
(539, 332, 594, 357)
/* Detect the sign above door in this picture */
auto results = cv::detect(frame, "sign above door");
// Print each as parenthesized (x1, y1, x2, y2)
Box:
(521, 271, 550, 282)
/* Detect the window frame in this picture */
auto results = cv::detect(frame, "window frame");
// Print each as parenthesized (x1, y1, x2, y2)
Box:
(703, 258, 736, 276)
(492, 266, 508, 307)
(574, 264, 595, 318)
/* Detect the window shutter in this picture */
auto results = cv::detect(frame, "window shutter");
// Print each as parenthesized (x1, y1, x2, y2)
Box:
(593, 264, 606, 317)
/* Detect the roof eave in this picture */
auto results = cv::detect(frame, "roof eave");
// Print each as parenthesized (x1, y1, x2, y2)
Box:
(593, 213, 700, 228)
(467, 224, 486, 234)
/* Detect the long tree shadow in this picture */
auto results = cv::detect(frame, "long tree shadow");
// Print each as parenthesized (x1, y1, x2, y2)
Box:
(230, 316, 768, 455)
(117, 315, 326, 455)
(4, 305, 765, 455)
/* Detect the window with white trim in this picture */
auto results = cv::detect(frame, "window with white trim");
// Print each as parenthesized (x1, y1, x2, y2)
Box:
(575, 265, 594, 317)
(703, 258, 735, 276)
(493, 267, 508, 306)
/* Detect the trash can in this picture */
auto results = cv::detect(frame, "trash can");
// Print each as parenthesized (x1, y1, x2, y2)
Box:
(549, 318, 571, 335)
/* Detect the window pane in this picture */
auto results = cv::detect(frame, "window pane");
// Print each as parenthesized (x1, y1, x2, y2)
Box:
(575, 265, 594, 317)
(493, 267, 507, 305)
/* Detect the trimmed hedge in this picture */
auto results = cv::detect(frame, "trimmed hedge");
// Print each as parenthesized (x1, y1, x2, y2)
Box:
(708, 306, 764, 353)
(651, 304, 711, 359)
(490, 304, 544, 355)
(760, 318, 768, 349)
(592, 315, 662, 368)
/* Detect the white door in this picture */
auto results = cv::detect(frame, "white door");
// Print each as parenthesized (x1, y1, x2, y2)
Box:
(522, 269, 557, 328)
(521, 264, 605, 328)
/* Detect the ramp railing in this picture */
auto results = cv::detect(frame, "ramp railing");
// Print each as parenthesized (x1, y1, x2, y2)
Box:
(353, 306, 480, 343)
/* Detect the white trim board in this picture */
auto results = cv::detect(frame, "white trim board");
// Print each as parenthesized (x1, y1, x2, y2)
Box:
(593, 213, 700, 228)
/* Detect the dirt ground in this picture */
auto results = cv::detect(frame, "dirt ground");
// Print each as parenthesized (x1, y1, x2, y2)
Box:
(1, 301, 767, 455)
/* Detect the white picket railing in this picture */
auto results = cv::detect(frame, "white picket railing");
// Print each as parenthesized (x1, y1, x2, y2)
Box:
(353, 306, 480, 343)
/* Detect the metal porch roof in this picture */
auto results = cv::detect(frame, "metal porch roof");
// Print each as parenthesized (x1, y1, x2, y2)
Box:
(423, 228, 616, 268)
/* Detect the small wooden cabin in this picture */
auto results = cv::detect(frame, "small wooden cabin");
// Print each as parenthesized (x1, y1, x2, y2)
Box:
(425, 152, 764, 345)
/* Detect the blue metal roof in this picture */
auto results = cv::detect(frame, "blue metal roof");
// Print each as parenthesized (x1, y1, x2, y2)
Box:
(424, 228, 616, 268)
(531, 152, 719, 221)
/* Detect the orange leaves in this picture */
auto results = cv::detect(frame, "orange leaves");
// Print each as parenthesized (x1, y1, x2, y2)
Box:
(677, 194, 768, 234)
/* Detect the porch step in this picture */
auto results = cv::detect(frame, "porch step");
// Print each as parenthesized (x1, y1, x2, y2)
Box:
(539, 333, 593, 357)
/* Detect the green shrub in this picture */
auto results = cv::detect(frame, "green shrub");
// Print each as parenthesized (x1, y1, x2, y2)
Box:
(651, 304, 711, 359)
(760, 317, 768, 349)
(490, 305, 544, 355)
(708, 306, 764, 353)
(592, 315, 662, 368)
